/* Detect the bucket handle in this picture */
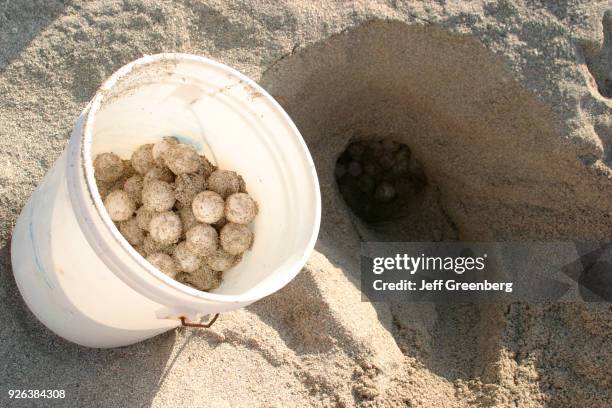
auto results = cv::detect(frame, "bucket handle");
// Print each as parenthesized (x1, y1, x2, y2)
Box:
(180, 313, 219, 328)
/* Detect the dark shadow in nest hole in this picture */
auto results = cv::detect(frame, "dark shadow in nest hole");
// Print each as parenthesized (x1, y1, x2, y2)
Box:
(335, 138, 427, 224)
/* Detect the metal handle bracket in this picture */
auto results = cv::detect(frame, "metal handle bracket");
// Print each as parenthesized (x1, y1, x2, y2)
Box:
(180, 313, 220, 328)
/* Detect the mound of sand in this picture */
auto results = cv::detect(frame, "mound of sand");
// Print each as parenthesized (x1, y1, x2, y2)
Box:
(0, 1, 610, 407)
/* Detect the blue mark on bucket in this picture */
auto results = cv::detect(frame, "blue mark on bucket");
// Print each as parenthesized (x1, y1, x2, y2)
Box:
(173, 135, 203, 151)
(28, 201, 55, 290)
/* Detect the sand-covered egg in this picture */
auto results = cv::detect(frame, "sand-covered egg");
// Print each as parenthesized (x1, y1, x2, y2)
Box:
(146, 252, 178, 278)
(186, 224, 218, 257)
(224, 192, 257, 224)
(165, 144, 200, 175)
(104, 190, 135, 221)
(207, 169, 242, 198)
(131, 144, 156, 175)
(206, 249, 240, 272)
(152, 136, 178, 165)
(220, 222, 253, 255)
(173, 241, 201, 273)
(149, 211, 182, 245)
(142, 179, 175, 212)
(192, 191, 224, 224)
(177, 265, 221, 291)
(118, 217, 144, 246)
(94, 152, 124, 183)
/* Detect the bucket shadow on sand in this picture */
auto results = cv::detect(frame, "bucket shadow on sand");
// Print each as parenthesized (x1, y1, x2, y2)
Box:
(0, 241, 175, 408)
(259, 19, 610, 396)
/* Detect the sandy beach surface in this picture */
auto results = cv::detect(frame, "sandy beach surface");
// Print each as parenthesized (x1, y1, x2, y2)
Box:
(1, 1, 611, 407)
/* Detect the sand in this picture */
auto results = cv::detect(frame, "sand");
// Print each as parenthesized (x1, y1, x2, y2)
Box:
(0, 1, 611, 407)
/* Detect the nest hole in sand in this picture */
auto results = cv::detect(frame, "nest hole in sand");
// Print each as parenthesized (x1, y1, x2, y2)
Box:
(260, 19, 611, 391)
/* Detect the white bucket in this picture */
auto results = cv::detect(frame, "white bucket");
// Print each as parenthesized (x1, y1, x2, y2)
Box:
(10, 54, 321, 348)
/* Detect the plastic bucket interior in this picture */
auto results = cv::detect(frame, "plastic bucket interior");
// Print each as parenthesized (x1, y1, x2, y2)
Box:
(81, 53, 321, 305)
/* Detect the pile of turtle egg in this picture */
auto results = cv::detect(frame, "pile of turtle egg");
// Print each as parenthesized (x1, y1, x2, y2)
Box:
(94, 137, 257, 292)
(335, 139, 426, 223)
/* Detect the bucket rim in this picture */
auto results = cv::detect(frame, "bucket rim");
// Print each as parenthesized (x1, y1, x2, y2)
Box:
(81, 53, 321, 305)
